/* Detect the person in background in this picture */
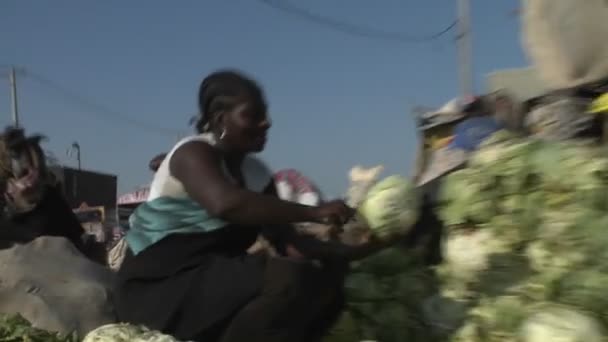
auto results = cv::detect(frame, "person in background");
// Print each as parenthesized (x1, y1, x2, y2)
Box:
(410, 99, 469, 265)
(148, 153, 167, 173)
(0, 127, 107, 264)
(450, 116, 504, 152)
(114, 70, 383, 342)
(491, 91, 525, 133)
(248, 169, 327, 256)
(411, 97, 506, 265)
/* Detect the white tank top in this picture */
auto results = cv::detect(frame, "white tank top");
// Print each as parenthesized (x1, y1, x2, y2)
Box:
(126, 132, 273, 255)
(149, 133, 272, 200)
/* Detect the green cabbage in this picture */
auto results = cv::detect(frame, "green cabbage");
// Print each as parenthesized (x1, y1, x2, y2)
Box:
(520, 304, 604, 342)
(439, 169, 499, 225)
(358, 175, 419, 239)
(554, 270, 608, 321)
(441, 229, 500, 284)
(469, 295, 531, 340)
(432, 131, 608, 341)
(323, 312, 359, 342)
(83, 324, 181, 342)
(327, 247, 436, 342)
(422, 294, 470, 337)
(0, 314, 78, 342)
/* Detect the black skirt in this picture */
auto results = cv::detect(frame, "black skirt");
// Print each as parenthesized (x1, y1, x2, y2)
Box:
(114, 225, 346, 342)
(114, 225, 266, 340)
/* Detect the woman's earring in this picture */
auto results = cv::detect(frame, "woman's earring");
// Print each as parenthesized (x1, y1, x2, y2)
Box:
(219, 129, 226, 140)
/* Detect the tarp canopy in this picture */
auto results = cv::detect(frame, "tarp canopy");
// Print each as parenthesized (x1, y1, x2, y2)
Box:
(117, 186, 149, 206)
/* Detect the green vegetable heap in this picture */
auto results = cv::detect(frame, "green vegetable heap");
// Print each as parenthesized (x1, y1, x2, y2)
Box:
(325, 248, 437, 342)
(326, 175, 433, 342)
(0, 314, 77, 342)
(433, 130, 608, 341)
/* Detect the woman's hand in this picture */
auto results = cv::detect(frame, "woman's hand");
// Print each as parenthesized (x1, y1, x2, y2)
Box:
(312, 200, 355, 225)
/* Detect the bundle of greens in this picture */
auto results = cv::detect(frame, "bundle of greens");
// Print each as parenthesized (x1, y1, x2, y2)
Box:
(0, 314, 77, 342)
(325, 248, 437, 342)
(433, 130, 608, 341)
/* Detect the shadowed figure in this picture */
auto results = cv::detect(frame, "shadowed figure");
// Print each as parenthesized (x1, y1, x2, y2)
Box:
(149, 153, 167, 173)
(0, 126, 106, 264)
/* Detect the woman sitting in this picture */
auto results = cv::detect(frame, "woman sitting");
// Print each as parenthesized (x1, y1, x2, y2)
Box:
(115, 70, 380, 342)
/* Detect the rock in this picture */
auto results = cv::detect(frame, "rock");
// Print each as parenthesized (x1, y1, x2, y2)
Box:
(0, 236, 116, 336)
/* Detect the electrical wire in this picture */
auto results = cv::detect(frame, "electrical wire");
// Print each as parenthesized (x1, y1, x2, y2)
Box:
(256, 0, 457, 43)
(22, 70, 183, 137)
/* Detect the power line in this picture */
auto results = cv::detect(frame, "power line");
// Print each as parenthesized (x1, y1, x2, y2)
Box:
(22, 69, 183, 137)
(256, 0, 457, 43)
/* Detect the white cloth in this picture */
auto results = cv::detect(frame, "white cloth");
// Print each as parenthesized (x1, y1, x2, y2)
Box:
(150, 133, 272, 201)
(522, 0, 608, 89)
(416, 146, 468, 186)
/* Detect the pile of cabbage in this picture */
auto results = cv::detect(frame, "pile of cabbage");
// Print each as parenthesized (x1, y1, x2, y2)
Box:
(325, 248, 437, 342)
(431, 131, 608, 341)
(325, 174, 434, 342)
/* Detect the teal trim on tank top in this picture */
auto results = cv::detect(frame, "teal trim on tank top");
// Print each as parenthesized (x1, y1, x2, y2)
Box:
(125, 196, 228, 255)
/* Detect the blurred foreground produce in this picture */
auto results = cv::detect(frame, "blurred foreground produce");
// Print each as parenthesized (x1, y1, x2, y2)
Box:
(82, 324, 182, 342)
(0, 314, 77, 342)
(431, 130, 608, 341)
(325, 248, 437, 342)
(325, 170, 434, 342)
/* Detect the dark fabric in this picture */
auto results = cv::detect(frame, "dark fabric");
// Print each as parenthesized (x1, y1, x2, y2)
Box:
(0, 185, 108, 264)
(260, 224, 363, 262)
(402, 195, 444, 266)
(0, 185, 84, 245)
(218, 258, 346, 342)
(115, 224, 345, 342)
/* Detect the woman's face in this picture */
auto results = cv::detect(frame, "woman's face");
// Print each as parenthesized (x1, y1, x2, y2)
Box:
(220, 95, 271, 153)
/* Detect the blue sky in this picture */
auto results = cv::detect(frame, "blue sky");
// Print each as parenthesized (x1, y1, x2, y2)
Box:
(0, 0, 527, 197)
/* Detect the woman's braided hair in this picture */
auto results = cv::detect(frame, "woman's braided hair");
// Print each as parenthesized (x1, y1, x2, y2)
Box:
(194, 70, 264, 133)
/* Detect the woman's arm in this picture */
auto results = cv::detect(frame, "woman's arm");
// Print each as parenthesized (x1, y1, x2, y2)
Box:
(262, 181, 392, 261)
(170, 141, 321, 225)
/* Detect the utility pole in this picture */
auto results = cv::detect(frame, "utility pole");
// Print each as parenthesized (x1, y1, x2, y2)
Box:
(457, 0, 473, 97)
(68, 142, 81, 170)
(9, 66, 20, 127)
(67, 142, 81, 198)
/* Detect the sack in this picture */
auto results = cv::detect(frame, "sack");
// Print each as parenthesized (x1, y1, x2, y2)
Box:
(522, 0, 608, 89)
(0, 237, 116, 336)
